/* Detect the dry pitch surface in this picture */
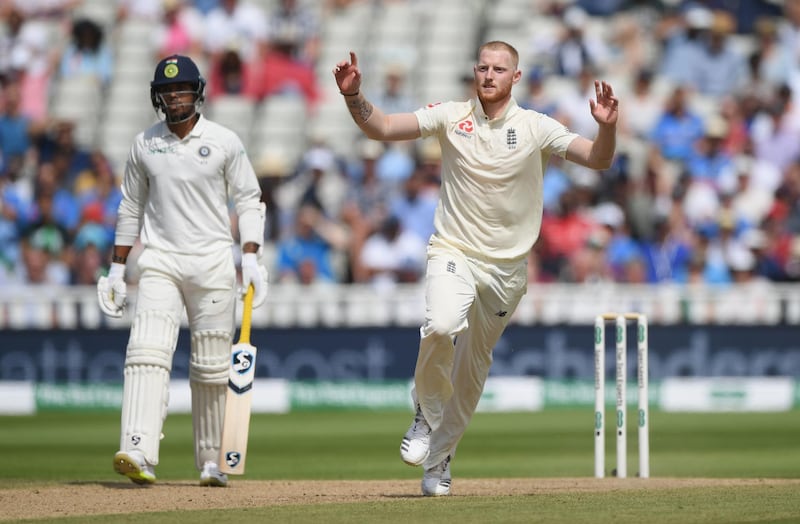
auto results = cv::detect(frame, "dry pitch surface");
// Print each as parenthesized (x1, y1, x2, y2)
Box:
(3, 478, 799, 521)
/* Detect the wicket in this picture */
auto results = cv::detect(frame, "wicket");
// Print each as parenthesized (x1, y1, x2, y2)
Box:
(594, 313, 649, 479)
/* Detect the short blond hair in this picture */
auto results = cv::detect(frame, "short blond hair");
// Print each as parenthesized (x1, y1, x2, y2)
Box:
(477, 41, 519, 69)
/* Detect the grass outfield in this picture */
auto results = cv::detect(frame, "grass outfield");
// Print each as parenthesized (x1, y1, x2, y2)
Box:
(1, 409, 799, 522)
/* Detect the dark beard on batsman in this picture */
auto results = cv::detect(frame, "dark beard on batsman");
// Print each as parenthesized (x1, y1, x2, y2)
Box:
(150, 55, 206, 124)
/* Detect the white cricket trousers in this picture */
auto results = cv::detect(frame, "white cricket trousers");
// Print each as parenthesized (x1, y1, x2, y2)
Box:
(120, 247, 237, 466)
(415, 238, 528, 469)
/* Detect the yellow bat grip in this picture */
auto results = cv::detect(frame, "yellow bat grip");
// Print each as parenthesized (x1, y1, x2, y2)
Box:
(239, 284, 254, 345)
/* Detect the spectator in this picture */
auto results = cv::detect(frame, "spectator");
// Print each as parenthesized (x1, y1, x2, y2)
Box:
(72, 150, 122, 240)
(659, 5, 712, 87)
(561, 231, 614, 284)
(1, 7, 57, 121)
(18, 228, 70, 284)
(777, 0, 800, 63)
(252, 33, 321, 107)
(722, 155, 775, 227)
(152, 0, 205, 60)
(388, 169, 437, 246)
(683, 10, 749, 97)
(619, 69, 662, 141)
(275, 203, 347, 284)
(59, 18, 113, 86)
(741, 227, 788, 281)
(205, 46, 260, 101)
(750, 85, 800, 174)
(375, 142, 416, 189)
(639, 210, 694, 284)
(593, 202, 640, 282)
(358, 214, 427, 290)
(70, 202, 111, 285)
(684, 114, 734, 185)
(538, 185, 599, 281)
(371, 64, 418, 115)
(340, 139, 392, 283)
(687, 224, 732, 285)
(556, 65, 606, 139)
(749, 16, 794, 92)
(253, 148, 294, 243)
(276, 144, 346, 231)
(267, 0, 321, 65)
(0, 80, 43, 176)
(27, 160, 80, 236)
(519, 67, 557, 116)
(204, 0, 269, 62)
(70, 228, 106, 285)
(649, 86, 706, 168)
(552, 6, 608, 78)
(35, 117, 92, 190)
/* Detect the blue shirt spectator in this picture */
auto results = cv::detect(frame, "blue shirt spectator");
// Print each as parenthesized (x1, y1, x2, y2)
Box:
(650, 87, 705, 163)
(275, 204, 338, 284)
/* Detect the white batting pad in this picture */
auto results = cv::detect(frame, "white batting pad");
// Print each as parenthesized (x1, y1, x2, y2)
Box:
(191, 330, 231, 469)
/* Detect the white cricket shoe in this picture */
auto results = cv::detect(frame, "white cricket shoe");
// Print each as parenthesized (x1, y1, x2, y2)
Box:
(400, 404, 431, 466)
(113, 450, 156, 485)
(199, 461, 228, 487)
(421, 455, 451, 497)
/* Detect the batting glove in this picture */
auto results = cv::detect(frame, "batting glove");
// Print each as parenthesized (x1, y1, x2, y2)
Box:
(241, 252, 268, 308)
(97, 262, 127, 318)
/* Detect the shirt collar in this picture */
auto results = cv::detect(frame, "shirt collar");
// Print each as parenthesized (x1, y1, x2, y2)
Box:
(472, 97, 520, 124)
(157, 113, 207, 139)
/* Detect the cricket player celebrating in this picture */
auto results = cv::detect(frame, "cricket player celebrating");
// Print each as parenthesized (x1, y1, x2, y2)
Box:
(333, 41, 618, 496)
(98, 54, 268, 487)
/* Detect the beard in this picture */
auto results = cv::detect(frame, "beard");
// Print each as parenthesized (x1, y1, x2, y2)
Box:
(164, 100, 197, 124)
(477, 83, 511, 104)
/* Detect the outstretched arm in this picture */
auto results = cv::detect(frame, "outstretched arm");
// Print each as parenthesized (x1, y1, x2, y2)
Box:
(566, 80, 618, 170)
(333, 51, 421, 141)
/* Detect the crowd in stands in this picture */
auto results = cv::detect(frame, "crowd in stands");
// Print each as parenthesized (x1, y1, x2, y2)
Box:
(2, 0, 800, 292)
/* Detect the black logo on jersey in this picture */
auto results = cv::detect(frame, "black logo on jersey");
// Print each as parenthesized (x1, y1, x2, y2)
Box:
(446, 261, 456, 273)
(496, 310, 508, 317)
(131, 435, 141, 446)
(507, 128, 517, 150)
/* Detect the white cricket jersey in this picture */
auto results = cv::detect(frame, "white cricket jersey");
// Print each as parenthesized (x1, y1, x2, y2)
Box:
(415, 98, 578, 262)
(115, 115, 262, 254)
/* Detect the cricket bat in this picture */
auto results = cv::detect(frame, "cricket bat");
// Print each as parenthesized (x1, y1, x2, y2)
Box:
(219, 284, 257, 475)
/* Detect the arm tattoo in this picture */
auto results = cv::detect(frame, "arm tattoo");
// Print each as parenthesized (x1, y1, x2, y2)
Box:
(346, 95, 374, 124)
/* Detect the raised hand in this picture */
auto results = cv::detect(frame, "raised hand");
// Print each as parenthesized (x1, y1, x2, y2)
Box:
(589, 81, 619, 127)
(333, 51, 362, 95)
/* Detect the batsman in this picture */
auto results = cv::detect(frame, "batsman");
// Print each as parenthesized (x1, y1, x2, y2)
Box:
(97, 54, 268, 487)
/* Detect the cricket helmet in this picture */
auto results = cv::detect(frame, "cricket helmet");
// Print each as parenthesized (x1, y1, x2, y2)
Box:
(150, 54, 206, 120)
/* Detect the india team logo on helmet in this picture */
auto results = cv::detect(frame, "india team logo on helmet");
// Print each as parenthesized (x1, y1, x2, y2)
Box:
(163, 60, 179, 79)
(150, 54, 206, 122)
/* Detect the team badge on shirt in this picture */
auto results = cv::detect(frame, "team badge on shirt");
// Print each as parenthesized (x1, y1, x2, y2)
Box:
(506, 128, 517, 150)
(198, 146, 210, 157)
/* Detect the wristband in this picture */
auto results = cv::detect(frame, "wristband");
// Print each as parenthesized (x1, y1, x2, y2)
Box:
(340, 90, 359, 96)
(112, 254, 127, 264)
